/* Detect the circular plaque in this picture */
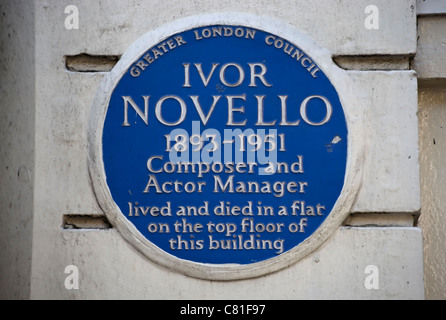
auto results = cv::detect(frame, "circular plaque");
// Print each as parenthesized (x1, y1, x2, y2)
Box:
(89, 14, 362, 280)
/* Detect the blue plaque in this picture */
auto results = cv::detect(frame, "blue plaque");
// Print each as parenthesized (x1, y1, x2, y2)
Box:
(90, 17, 357, 279)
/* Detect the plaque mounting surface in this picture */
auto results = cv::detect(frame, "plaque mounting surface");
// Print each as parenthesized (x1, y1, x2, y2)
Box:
(89, 14, 363, 280)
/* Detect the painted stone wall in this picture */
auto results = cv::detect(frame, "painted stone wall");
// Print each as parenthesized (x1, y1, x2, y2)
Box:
(415, 0, 446, 299)
(1, 0, 430, 299)
(0, 0, 35, 300)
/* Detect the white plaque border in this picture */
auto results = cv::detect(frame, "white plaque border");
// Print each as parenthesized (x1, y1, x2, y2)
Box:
(88, 13, 364, 281)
